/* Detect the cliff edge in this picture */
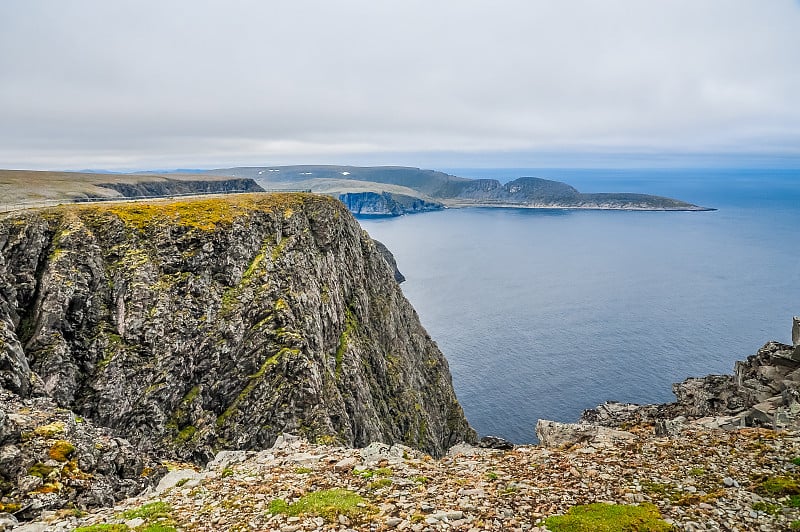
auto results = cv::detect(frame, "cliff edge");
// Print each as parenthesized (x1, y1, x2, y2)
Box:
(0, 193, 474, 464)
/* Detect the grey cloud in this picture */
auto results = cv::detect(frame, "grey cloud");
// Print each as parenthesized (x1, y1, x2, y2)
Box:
(0, 0, 799, 169)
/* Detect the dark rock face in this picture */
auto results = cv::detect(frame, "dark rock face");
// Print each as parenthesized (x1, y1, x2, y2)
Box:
(92, 178, 264, 199)
(0, 388, 163, 520)
(0, 194, 474, 463)
(583, 339, 800, 431)
(372, 240, 405, 284)
(477, 435, 514, 450)
(338, 192, 443, 216)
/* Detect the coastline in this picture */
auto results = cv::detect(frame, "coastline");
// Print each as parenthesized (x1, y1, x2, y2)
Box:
(440, 201, 716, 211)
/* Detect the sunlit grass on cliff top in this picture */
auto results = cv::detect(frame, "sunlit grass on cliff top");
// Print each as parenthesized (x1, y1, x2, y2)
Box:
(49, 193, 326, 232)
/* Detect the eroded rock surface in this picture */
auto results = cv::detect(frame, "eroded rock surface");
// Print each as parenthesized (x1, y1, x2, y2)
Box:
(0, 194, 474, 464)
(0, 388, 163, 520)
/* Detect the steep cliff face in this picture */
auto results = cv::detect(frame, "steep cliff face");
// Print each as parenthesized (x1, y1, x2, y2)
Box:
(0, 194, 474, 461)
(92, 178, 264, 199)
(337, 192, 443, 216)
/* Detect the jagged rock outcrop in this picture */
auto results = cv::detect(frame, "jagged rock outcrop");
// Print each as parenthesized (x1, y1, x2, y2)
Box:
(0, 388, 163, 521)
(583, 337, 800, 432)
(0, 193, 474, 464)
(337, 192, 443, 216)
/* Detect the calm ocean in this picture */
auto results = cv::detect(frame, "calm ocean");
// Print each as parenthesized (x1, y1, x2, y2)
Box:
(359, 168, 800, 443)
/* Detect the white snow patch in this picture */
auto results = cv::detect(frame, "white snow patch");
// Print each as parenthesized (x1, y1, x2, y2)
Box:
(341, 171, 350, 175)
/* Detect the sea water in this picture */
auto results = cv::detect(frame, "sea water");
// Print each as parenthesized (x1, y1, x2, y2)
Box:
(359, 168, 800, 443)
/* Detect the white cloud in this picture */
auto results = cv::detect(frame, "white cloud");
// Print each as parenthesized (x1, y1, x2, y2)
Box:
(1, 0, 799, 169)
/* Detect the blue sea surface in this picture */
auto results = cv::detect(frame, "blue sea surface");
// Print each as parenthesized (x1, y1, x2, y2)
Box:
(359, 168, 800, 443)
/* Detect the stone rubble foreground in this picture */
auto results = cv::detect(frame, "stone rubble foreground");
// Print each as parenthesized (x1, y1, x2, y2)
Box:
(15, 426, 800, 532)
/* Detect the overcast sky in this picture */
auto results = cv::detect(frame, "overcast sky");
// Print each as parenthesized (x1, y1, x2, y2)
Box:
(1, 0, 799, 170)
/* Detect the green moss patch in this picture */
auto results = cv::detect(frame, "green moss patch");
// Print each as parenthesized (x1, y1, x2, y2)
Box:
(268, 489, 374, 522)
(121, 501, 173, 520)
(755, 475, 800, 496)
(28, 463, 56, 478)
(33, 421, 66, 438)
(48, 440, 76, 462)
(73, 525, 130, 532)
(334, 308, 358, 377)
(543, 503, 672, 532)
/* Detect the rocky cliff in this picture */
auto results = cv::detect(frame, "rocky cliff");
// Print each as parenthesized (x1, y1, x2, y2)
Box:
(90, 178, 264, 199)
(0, 193, 474, 466)
(337, 192, 443, 216)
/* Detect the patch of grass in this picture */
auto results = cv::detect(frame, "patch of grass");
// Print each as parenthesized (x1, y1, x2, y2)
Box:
(688, 467, 705, 477)
(268, 489, 374, 522)
(543, 503, 672, 532)
(221, 468, 234, 478)
(755, 475, 800, 496)
(792, 457, 800, 466)
(374, 467, 392, 476)
(752, 501, 781, 515)
(412, 475, 429, 484)
(140, 525, 177, 532)
(367, 478, 392, 490)
(485, 471, 499, 481)
(73, 525, 130, 532)
(641, 480, 682, 503)
(791, 520, 800, 530)
(120, 501, 172, 520)
(295, 467, 313, 474)
(353, 468, 374, 479)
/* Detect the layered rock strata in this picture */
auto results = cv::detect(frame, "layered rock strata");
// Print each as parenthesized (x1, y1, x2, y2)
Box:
(0, 193, 474, 465)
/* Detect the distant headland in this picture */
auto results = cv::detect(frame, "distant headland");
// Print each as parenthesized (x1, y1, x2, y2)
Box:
(0, 165, 714, 216)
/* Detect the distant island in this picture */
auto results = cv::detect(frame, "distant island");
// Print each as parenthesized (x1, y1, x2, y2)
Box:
(0, 166, 713, 216)
(198, 165, 714, 215)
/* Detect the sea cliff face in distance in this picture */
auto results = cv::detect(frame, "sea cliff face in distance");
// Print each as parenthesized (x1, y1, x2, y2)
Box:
(0, 167, 711, 217)
(206, 165, 713, 215)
